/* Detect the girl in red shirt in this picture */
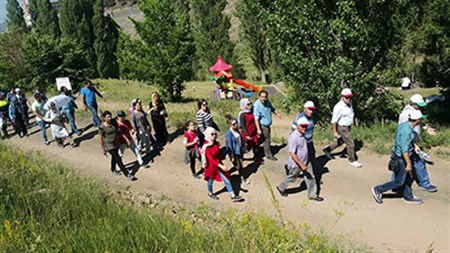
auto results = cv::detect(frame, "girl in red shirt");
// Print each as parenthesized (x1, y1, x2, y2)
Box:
(183, 120, 201, 178)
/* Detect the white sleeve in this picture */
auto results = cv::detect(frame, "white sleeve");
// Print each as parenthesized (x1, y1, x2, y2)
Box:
(331, 104, 342, 123)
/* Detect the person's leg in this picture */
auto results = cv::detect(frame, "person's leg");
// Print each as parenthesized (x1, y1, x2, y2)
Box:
(37, 121, 48, 143)
(118, 143, 126, 157)
(278, 166, 300, 192)
(402, 171, 415, 200)
(218, 172, 234, 194)
(375, 159, 407, 194)
(129, 139, 144, 165)
(261, 126, 273, 158)
(304, 162, 318, 198)
(339, 126, 356, 162)
(140, 132, 151, 154)
(65, 110, 79, 135)
(88, 105, 100, 127)
(109, 148, 129, 176)
(411, 153, 432, 189)
(207, 179, 214, 193)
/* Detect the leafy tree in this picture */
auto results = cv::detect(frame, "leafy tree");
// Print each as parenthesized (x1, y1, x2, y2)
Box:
(6, 0, 27, 32)
(236, 0, 272, 83)
(131, 0, 195, 101)
(59, 0, 96, 75)
(189, 0, 242, 80)
(28, 0, 39, 25)
(35, 0, 60, 38)
(266, 0, 404, 121)
(116, 31, 153, 81)
(93, 0, 120, 78)
(0, 30, 27, 86)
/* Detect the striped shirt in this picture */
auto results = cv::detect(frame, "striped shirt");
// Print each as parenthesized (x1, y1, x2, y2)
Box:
(196, 109, 214, 133)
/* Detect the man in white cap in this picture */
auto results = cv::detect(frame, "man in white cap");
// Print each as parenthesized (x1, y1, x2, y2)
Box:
(323, 88, 362, 168)
(372, 110, 425, 204)
(397, 94, 437, 193)
(277, 117, 324, 201)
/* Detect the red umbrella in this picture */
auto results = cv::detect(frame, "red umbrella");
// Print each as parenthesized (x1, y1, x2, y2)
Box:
(209, 56, 232, 72)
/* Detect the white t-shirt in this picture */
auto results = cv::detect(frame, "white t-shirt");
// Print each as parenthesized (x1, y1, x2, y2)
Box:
(398, 104, 421, 142)
(401, 77, 411, 88)
(331, 100, 354, 127)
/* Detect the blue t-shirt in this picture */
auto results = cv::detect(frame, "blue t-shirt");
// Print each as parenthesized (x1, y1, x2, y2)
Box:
(253, 99, 273, 127)
(291, 112, 314, 142)
(81, 86, 98, 106)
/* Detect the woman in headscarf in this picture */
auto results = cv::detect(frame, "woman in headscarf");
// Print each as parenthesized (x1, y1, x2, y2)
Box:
(238, 98, 260, 161)
(148, 91, 168, 144)
(44, 102, 74, 147)
(202, 127, 243, 202)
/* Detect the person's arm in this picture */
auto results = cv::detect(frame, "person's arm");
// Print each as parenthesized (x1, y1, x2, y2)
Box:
(80, 89, 88, 110)
(239, 113, 250, 138)
(32, 109, 44, 121)
(100, 136, 107, 156)
(332, 122, 339, 139)
(403, 152, 412, 172)
(94, 87, 103, 98)
(331, 105, 342, 139)
(291, 152, 307, 171)
(253, 104, 262, 136)
(225, 131, 235, 162)
(197, 112, 205, 133)
(271, 103, 281, 117)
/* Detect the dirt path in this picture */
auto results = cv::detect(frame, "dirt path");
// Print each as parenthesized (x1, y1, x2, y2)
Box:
(4, 115, 449, 252)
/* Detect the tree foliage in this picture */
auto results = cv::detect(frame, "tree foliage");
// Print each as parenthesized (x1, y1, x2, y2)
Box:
(189, 0, 242, 80)
(34, 0, 60, 38)
(266, 0, 405, 121)
(6, 0, 27, 32)
(129, 0, 195, 101)
(93, 0, 120, 78)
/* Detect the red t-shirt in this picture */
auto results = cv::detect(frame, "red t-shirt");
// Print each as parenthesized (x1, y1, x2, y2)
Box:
(118, 119, 133, 144)
(183, 130, 198, 150)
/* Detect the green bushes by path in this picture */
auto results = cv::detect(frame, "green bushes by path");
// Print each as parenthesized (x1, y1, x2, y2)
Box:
(0, 144, 368, 252)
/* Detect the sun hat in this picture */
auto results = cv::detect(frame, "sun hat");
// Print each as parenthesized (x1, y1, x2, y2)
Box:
(341, 88, 353, 97)
(410, 94, 427, 107)
(304, 101, 317, 110)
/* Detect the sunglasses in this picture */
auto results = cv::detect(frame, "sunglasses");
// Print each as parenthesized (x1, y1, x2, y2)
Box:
(231, 122, 237, 125)
(247, 103, 252, 106)
(202, 103, 208, 106)
(211, 133, 217, 136)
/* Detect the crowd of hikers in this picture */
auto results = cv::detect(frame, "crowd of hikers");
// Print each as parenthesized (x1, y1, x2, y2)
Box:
(0, 81, 438, 205)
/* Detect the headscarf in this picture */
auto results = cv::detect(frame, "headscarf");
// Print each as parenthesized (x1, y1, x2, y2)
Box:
(240, 98, 251, 113)
(201, 127, 217, 168)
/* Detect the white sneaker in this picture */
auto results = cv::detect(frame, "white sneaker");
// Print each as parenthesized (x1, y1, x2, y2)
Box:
(348, 161, 362, 168)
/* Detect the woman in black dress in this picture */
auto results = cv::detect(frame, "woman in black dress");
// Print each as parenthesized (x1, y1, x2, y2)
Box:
(148, 92, 168, 144)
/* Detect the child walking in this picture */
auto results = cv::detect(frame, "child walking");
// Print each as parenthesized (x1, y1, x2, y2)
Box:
(183, 120, 201, 178)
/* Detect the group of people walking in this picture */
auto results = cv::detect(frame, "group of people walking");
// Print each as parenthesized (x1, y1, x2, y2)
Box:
(1, 82, 437, 205)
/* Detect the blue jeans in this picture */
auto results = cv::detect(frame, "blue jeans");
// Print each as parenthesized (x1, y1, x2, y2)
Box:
(207, 171, 234, 194)
(88, 105, 100, 127)
(64, 109, 80, 135)
(411, 153, 431, 188)
(376, 155, 414, 200)
(36, 120, 48, 143)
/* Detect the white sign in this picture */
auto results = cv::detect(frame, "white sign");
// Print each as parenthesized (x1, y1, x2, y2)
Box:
(56, 77, 72, 91)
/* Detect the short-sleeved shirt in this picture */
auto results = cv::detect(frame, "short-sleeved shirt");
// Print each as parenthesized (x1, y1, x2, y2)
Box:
(31, 101, 46, 122)
(291, 111, 314, 142)
(393, 122, 415, 157)
(117, 119, 133, 144)
(287, 130, 308, 168)
(80, 86, 98, 106)
(183, 131, 198, 150)
(331, 100, 354, 127)
(99, 122, 120, 150)
(253, 99, 274, 127)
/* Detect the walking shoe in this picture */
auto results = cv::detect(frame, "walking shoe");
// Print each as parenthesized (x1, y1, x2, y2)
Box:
(231, 195, 244, 202)
(266, 155, 278, 161)
(309, 196, 324, 202)
(339, 153, 348, 158)
(371, 186, 383, 204)
(44, 141, 50, 145)
(348, 161, 362, 168)
(404, 196, 424, 205)
(323, 149, 334, 160)
(276, 186, 288, 197)
(419, 185, 438, 193)
(242, 178, 250, 185)
(208, 193, 219, 200)
(111, 170, 121, 176)
(192, 173, 200, 179)
(127, 174, 137, 181)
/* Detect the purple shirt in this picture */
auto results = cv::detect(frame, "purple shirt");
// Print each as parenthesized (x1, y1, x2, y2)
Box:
(287, 130, 308, 168)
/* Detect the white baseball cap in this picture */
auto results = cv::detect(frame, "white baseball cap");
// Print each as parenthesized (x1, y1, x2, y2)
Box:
(304, 101, 317, 110)
(296, 117, 309, 126)
(410, 94, 427, 107)
(341, 88, 353, 97)
(15, 88, 21, 93)
(408, 110, 425, 120)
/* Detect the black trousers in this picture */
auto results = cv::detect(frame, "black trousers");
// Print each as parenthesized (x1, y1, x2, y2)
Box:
(108, 148, 129, 176)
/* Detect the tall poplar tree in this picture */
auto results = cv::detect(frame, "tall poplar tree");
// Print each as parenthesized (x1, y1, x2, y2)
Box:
(93, 0, 119, 78)
(6, 0, 27, 32)
(59, 0, 96, 75)
(189, 0, 240, 80)
(35, 0, 60, 38)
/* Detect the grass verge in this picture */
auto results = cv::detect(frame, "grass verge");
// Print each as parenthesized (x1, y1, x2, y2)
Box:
(0, 143, 369, 252)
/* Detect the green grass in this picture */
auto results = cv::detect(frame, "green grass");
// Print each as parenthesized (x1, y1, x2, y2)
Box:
(0, 144, 369, 252)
